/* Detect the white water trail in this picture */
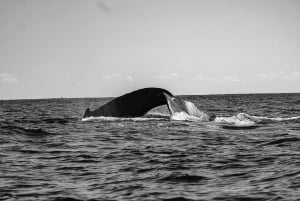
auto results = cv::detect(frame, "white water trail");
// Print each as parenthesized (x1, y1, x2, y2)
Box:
(165, 94, 300, 126)
(81, 116, 166, 122)
(215, 115, 256, 127)
(221, 113, 300, 123)
(215, 113, 300, 127)
(165, 94, 209, 121)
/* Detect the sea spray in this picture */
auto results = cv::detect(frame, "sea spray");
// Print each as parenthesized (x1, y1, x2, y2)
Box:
(184, 101, 210, 121)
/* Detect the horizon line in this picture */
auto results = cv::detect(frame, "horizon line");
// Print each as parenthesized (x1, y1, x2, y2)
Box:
(1, 91, 299, 101)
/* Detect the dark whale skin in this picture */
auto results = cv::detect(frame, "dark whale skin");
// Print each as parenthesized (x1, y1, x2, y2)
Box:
(83, 87, 173, 118)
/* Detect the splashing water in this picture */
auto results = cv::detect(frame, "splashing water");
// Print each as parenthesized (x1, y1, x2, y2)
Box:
(165, 95, 300, 127)
(215, 112, 300, 127)
(183, 101, 210, 121)
(164, 94, 209, 121)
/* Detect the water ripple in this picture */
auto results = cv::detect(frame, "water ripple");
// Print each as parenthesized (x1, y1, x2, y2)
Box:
(1, 95, 300, 201)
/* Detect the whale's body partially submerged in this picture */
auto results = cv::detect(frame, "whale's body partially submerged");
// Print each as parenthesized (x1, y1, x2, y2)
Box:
(83, 88, 174, 118)
(83, 87, 299, 127)
(83, 87, 216, 121)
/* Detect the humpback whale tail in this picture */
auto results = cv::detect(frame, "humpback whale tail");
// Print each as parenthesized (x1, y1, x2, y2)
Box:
(82, 87, 215, 121)
(83, 88, 173, 118)
(83, 108, 91, 118)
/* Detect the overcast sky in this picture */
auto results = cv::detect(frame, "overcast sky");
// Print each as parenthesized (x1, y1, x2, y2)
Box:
(0, 0, 300, 99)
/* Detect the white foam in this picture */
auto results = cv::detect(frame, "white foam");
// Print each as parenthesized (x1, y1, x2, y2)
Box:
(237, 113, 300, 122)
(146, 112, 171, 118)
(164, 93, 210, 121)
(81, 116, 165, 122)
(184, 101, 209, 121)
(81, 116, 118, 122)
(165, 96, 177, 115)
(214, 113, 300, 127)
(272, 116, 300, 121)
(215, 116, 256, 127)
(170, 111, 202, 122)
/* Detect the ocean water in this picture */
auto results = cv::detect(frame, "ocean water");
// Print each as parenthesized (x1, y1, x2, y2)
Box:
(0, 93, 300, 201)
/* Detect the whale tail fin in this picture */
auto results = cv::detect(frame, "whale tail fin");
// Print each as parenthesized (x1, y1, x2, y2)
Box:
(83, 108, 91, 118)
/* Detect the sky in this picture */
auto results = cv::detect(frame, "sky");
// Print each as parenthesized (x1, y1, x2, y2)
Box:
(0, 0, 300, 99)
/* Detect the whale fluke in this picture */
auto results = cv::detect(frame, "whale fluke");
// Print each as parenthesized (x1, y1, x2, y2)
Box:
(83, 108, 91, 118)
(83, 87, 173, 118)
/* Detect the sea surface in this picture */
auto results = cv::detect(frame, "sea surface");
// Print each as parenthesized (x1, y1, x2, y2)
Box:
(0, 93, 300, 201)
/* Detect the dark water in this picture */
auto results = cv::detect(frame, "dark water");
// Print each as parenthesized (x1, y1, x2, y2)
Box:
(0, 93, 300, 201)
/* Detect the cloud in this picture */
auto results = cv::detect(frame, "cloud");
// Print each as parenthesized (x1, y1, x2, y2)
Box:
(289, 71, 300, 80)
(195, 73, 216, 82)
(101, 74, 134, 82)
(223, 75, 246, 82)
(0, 73, 18, 83)
(257, 71, 284, 80)
(195, 73, 246, 83)
(56, 75, 73, 82)
(257, 71, 300, 81)
(101, 74, 120, 80)
(154, 73, 179, 80)
(127, 75, 134, 82)
(170, 73, 179, 78)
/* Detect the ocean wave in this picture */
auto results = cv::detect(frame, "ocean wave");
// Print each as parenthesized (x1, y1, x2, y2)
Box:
(1, 117, 75, 125)
(162, 197, 196, 201)
(2, 95, 300, 201)
(0, 122, 53, 136)
(49, 197, 90, 201)
(42, 118, 70, 124)
(159, 173, 209, 183)
(264, 137, 300, 146)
